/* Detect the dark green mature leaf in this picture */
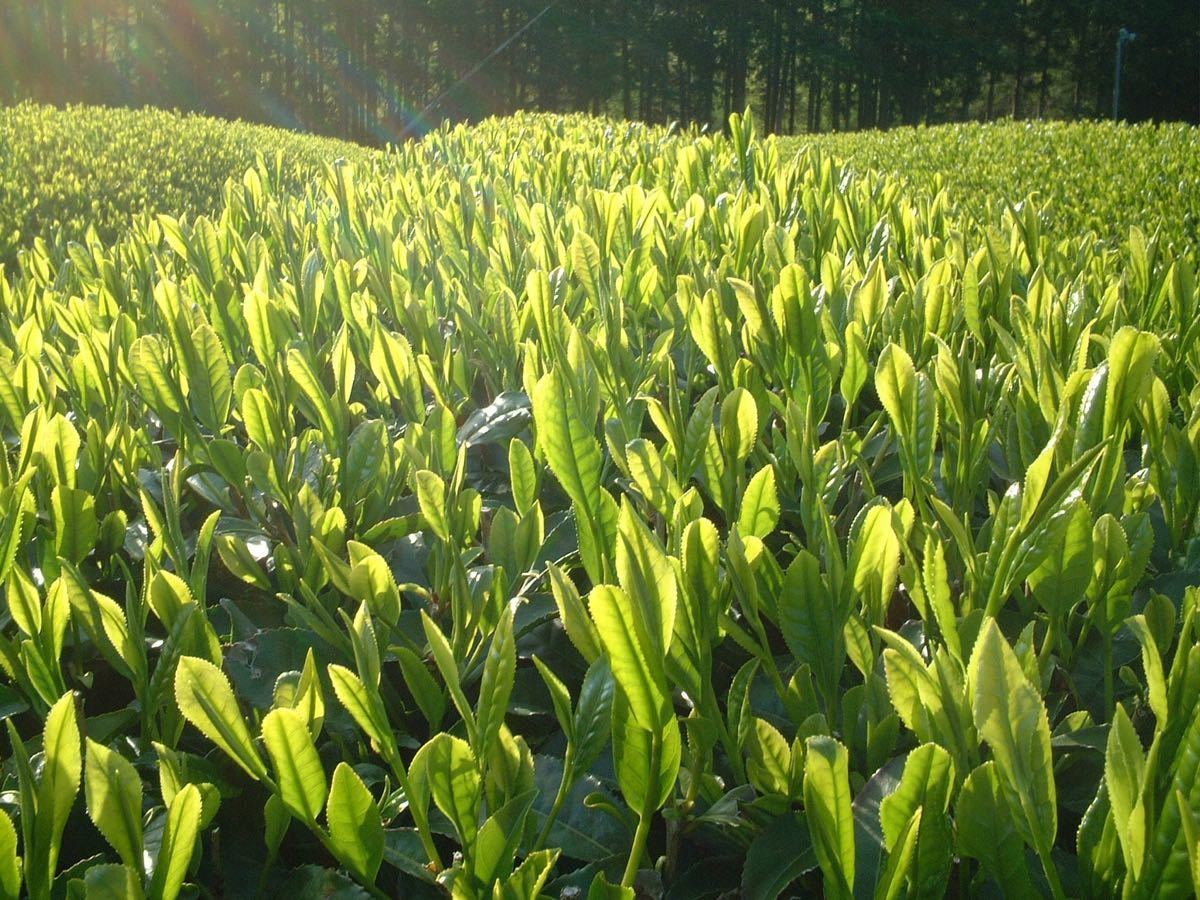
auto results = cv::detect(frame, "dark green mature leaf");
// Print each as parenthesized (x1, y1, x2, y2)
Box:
(956, 761, 1033, 892)
(741, 812, 816, 900)
(273, 865, 371, 899)
(530, 756, 626, 863)
(83, 864, 143, 900)
(458, 391, 532, 447)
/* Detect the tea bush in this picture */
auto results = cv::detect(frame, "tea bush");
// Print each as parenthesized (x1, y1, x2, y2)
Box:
(789, 119, 1200, 249)
(0, 109, 1198, 898)
(0, 103, 372, 263)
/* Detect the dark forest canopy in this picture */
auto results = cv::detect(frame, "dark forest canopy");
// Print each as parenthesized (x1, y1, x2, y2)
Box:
(2, 1, 1197, 144)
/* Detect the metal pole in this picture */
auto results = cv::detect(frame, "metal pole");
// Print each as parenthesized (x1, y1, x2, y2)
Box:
(1113, 28, 1136, 121)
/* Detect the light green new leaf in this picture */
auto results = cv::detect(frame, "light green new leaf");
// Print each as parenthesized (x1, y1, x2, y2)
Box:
(327, 664, 393, 758)
(921, 535, 961, 660)
(414, 469, 450, 542)
(475, 603, 516, 759)
(1105, 704, 1147, 879)
(967, 619, 1057, 856)
(286, 347, 347, 451)
(879, 743, 954, 850)
(720, 387, 758, 465)
(780, 549, 844, 712)
(1178, 791, 1200, 899)
(84, 739, 143, 870)
(841, 321, 868, 409)
(533, 655, 574, 739)
(186, 324, 232, 432)
(509, 438, 538, 515)
(850, 504, 900, 627)
(148, 783, 201, 900)
(1126, 616, 1168, 730)
(611, 693, 681, 815)
(35, 692, 81, 890)
(129, 334, 185, 426)
(327, 762, 383, 884)
(803, 735, 855, 900)
(415, 733, 480, 847)
(238, 387, 282, 457)
(548, 562, 601, 663)
(873, 810, 921, 900)
(1028, 500, 1093, 621)
(0, 808, 20, 900)
(587, 872, 635, 900)
(395, 646, 445, 729)
(51, 485, 98, 565)
(261, 707, 327, 823)
(626, 438, 681, 517)
(1139, 705, 1200, 896)
(875, 343, 936, 479)
(263, 793, 290, 860)
(573, 657, 616, 774)
(420, 611, 475, 736)
(875, 344, 915, 438)
(174, 656, 268, 781)
(746, 718, 793, 797)
(348, 543, 402, 627)
(1104, 326, 1160, 433)
(738, 465, 780, 539)
(532, 368, 609, 582)
(571, 230, 602, 303)
(589, 584, 668, 731)
(532, 367, 602, 521)
(614, 500, 676, 660)
(497, 849, 560, 899)
(878, 743, 955, 896)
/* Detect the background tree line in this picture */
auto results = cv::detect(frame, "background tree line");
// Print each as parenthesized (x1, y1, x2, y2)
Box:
(2, 0, 1197, 144)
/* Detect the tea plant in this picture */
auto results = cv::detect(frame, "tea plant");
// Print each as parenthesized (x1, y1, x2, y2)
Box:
(0, 108, 1198, 898)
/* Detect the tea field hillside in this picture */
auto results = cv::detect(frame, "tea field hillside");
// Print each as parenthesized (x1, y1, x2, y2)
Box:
(1, 105, 1199, 899)
(790, 120, 1200, 249)
(0, 103, 372, 264)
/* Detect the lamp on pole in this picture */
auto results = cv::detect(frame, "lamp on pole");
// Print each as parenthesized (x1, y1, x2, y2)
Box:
(1113, 27, 1136, 120)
